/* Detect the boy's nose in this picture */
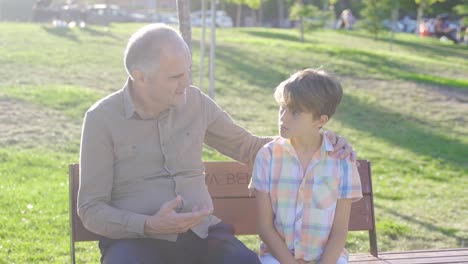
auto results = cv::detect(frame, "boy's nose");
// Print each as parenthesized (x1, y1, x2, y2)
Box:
(279, 111, 288, 122)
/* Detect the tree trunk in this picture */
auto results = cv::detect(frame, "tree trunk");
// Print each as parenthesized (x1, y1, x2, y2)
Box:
(416, 0, 426, 36)
(298, 0, 304, 42)
(322, 0, 328, 13)
(327, 4, 336, 29)
(236, 3, 242, 27)
(277, 0, 284, 28)
(177, 0, 192, 52)
(251, 8, 257, 27)
(390, 0, 399, 51)
(259, 0, 264, 27)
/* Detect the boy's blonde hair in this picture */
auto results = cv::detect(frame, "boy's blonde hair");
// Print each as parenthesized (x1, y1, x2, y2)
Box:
(274, 68, 343, 119)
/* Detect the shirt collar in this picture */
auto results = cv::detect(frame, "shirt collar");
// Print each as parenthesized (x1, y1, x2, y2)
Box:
(123, 78, 138, 119)
(278, 132, 334, 159)
(122, 77, 173, 120)
(322, 134, 334, 153)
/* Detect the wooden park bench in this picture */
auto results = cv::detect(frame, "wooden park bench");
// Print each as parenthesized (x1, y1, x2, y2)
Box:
(68, 161, 468, 264)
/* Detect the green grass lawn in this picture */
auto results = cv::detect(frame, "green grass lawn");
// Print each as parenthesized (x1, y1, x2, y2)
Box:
(0, 22, 467, 263)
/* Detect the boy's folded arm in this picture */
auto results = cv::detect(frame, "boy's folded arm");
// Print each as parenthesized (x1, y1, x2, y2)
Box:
(255, 190, 298, 264)
(319, 198, 353, 264)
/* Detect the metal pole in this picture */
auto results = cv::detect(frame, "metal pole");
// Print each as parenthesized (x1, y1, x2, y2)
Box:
(176, 0, 192, 82)
(199, 0, 207, 90)
(177, 0, 192, 52)
(209, 0, 216, 98)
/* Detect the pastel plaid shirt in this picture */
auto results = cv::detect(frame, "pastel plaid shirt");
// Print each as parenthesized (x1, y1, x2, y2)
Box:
(248, 135, 362, 262)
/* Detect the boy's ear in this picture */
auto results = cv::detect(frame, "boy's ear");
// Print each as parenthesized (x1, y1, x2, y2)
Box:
(318, 115, 329, 127)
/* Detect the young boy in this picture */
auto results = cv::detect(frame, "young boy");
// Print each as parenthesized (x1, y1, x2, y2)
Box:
(249, 69, 362, 264)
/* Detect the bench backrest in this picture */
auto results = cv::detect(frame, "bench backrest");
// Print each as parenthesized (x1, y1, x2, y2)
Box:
(69, 160, 377, 263)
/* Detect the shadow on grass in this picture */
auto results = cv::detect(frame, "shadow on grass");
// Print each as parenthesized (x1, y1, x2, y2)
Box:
(206, 30, 466, 90)
(41, 26, 81, 43)
(328, 46, 468, 89)
(341, 30, 468, 60)
(209, 43, 288, 89)
(196, 33, 466, 94)
(374, 192, 404, 201)
(328, 47, 468, 89)
(335, 94, 468, 169)
(376, 203, 466, 247)
(81, 26, 122, 40)
(242, 29, 303, 43)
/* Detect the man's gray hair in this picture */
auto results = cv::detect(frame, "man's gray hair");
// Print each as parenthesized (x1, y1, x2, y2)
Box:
(124, 23, 181, 79)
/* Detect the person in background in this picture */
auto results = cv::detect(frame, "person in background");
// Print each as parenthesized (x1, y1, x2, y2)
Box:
(434, 15, 459, 44)
(336, 9, 355, 30)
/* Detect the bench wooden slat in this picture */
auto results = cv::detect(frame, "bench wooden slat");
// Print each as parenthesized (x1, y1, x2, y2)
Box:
(380, 256, 468, 264)
(349, 248, 468, 263)
(348, 258, 388, 264)
(213, 198, 257, 235)
(205, 161, 253, 198)
(205, 160, 373, 197)
(380, 247, 468, 257)
(378, 248, 468, 263)
(349, 255, 388, 264)
(206, 160, 375, 233)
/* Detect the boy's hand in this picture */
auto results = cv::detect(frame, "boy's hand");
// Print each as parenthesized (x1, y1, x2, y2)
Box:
(325, 130, 356, 161)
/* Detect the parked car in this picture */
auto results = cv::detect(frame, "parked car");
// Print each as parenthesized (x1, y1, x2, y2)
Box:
(128, 12, 151, 23)
(85, 4, 131, 25)
(191, 10, 233, 28)
(150, 13, 179, 24)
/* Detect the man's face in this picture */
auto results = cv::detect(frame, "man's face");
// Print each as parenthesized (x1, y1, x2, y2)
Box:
(142, 38, 192, 111)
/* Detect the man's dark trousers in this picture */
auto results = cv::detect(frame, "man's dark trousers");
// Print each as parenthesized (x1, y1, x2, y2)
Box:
(99, 222, 261, 264)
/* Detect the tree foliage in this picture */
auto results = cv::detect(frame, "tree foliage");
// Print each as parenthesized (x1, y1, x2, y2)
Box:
(289, 3, 320, 20)
(453, 0, 468, 24)
(360, 0, 393, 39)
(225, 0, 262, 10)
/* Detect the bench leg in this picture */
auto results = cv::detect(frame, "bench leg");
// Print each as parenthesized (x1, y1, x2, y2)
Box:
(369, 229, 378, 257)
(70, 239, 76, 264)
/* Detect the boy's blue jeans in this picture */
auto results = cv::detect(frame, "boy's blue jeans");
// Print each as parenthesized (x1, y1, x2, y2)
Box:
(260, 253, 348, 264)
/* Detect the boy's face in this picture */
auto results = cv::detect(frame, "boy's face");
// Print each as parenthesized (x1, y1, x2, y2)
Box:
(278, 104, 328, 139)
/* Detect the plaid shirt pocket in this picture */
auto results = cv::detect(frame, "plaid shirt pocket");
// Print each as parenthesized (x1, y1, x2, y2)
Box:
(312, 176, 339, 209)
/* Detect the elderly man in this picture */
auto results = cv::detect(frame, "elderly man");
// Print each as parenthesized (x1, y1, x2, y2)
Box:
(79, 24, 354, 264)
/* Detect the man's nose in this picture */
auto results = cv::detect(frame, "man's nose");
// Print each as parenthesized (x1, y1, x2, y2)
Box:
(180, 71, 191, 87)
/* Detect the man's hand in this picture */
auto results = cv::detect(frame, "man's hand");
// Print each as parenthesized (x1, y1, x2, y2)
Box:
(325, 130, 356, 161)
(144, 195, 213, 236)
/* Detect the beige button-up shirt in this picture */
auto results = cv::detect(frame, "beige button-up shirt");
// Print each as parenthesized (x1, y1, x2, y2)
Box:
(78, 79, 271, 241)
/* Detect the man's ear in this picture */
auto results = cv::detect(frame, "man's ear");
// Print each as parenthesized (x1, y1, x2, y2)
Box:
(131, 69, 145, 84)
